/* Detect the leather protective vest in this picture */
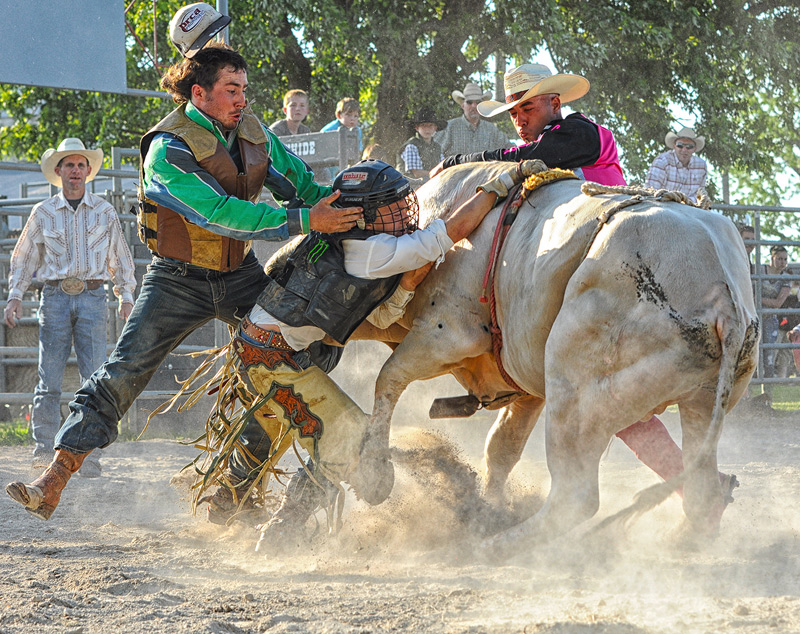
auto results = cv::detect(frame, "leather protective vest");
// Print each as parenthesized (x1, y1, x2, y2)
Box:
(138, 105, 269, 271)
(256, 229, 401, 345)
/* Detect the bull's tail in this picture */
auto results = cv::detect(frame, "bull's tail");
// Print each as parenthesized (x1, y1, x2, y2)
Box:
(590, 313, 745, 534)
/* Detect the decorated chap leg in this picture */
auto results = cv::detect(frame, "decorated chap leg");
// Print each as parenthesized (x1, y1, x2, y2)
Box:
(235, 336, 389, 544)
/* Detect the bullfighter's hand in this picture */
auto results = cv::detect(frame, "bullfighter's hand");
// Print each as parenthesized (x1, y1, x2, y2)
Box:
(399, 262, 434, 291)
(429, 160, 446, 179)
(3, 298, 22, 328)
(119, 301, 134, 321)
(308, 190, 363, 234)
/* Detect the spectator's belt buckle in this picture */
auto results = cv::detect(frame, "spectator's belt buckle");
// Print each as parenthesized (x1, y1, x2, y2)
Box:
(60, 277, 85, 295)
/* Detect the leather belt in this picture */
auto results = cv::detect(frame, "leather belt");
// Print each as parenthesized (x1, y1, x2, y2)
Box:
(240, 317, 295, 351)
(46, 278, 104, 295)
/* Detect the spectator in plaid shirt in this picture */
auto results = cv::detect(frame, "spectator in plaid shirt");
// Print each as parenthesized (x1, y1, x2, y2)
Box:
(397, 107, 446, 184)
(435, 82, 512, 157)
(646, 126, 708, 202)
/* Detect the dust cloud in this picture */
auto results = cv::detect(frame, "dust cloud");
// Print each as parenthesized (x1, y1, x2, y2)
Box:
(0, 339, 799, 632)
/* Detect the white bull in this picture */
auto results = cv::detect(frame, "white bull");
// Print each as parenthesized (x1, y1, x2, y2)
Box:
(353, 161, 759, 550)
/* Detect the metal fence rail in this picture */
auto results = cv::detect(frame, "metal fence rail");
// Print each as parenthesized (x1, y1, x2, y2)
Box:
(2, 156, 799, 430)
(712, 201, 800, 388)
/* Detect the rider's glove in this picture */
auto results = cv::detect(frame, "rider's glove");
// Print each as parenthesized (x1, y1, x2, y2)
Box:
(477, 159, 548, 199)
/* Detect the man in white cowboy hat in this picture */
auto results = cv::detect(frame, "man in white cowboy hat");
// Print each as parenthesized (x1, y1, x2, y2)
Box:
(431, 63, 626, 187)
(646, 126, 708, 202)
(3, 138, 136, 477)
(434, 82, 511, 158)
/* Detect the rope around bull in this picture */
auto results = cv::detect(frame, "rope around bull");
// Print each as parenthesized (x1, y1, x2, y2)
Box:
(581, 181, 712, 209)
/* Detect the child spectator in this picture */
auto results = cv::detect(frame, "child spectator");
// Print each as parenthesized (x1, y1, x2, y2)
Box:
(269, 89, 310, 136)
(397, 107, 446, 183)
(321, 98, 362, 151)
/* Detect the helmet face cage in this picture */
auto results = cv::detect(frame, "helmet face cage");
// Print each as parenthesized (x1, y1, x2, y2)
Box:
(368, 191, 419, 237)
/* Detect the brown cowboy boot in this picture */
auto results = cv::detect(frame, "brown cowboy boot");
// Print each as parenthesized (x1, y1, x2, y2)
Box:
(5, 449, 89, 520)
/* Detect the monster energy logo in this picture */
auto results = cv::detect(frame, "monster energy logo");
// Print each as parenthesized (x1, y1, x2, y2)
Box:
(308, 238, 329, 263)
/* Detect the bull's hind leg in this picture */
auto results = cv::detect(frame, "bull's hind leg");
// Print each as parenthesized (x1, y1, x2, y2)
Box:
(486, 281, 695, 555)
(483, 388, 612, 557)
(677, 401, 726, 536)
(483, 395, 545, 506)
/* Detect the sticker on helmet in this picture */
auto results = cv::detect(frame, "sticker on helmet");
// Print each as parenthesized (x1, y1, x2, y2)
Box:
(342, 172, 368, 184)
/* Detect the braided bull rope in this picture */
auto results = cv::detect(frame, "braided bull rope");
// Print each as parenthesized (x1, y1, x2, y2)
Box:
(581, 181, 712, 210)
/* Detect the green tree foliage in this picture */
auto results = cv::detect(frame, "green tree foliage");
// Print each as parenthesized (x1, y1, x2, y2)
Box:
(0, 0, 798, 206)
(547, 0, 800, 205)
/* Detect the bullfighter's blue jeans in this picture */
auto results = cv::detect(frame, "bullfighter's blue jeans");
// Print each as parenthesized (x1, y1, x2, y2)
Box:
(32, 284, 108, 458)
(55, 252, 274, 478)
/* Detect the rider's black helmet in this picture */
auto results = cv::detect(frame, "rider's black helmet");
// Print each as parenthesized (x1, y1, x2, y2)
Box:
(332, 159, 419, 236)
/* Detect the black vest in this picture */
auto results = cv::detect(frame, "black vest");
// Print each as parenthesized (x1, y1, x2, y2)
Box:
(257, 229, 401, 345)
(397, 136, 443, 174)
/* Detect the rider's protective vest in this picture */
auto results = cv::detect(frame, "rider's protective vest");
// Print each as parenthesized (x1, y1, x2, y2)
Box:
(579, 117, 626, 186)
(256, 229, 401, 345)
(138, 105, 269, 272)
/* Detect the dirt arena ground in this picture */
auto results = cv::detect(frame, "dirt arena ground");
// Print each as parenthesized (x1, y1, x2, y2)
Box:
(1, 342, 799, 634)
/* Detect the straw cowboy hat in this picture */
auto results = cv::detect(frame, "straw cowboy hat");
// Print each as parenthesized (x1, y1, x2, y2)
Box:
(477, 63, 590, 118)
(169, 2, 231, 58)
(40, 138, 103, 187)
(451, 82, 492, 106)
(406, 106, 448, 131)
(665, 126, 705, 153)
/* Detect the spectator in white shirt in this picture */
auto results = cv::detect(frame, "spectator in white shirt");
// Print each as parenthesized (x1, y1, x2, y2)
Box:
(4, 138, 136, 476)
(646, 126, 708, 202)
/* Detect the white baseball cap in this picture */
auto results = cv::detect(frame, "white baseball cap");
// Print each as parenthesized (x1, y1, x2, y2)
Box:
(169, 3, 231, 58)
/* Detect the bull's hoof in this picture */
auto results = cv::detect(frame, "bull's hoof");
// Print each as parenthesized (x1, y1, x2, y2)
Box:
(474, 532, 515, 564)
(348, 452, 395, 506)
(670, 518, 719, 551)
